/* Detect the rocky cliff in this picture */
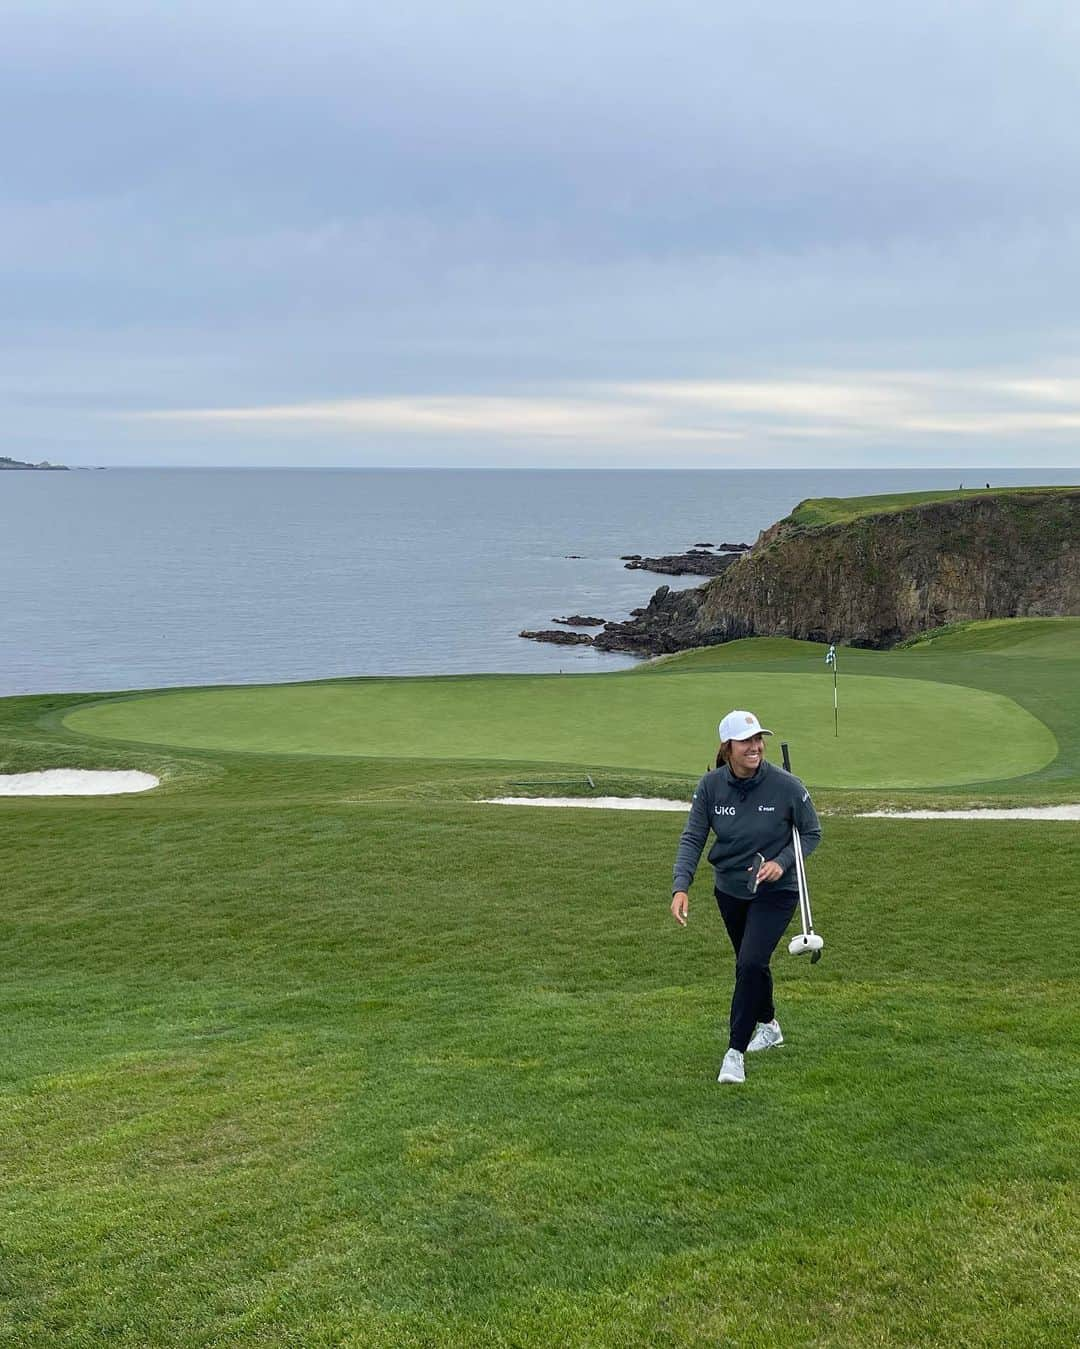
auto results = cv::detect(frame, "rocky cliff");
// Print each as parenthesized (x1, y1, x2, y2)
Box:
(594, 488, 1080, 654)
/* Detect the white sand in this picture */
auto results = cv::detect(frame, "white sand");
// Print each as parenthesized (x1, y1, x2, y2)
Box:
(0, 769, 160, 796)
(482, 795, 692, 811)
(482, 796, 1080, 819)
(858, 805, 1080, 820)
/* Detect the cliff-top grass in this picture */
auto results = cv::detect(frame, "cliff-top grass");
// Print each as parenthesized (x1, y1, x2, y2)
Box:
(2, 616, 1078, 1346)
(786, 482, 1080, 529)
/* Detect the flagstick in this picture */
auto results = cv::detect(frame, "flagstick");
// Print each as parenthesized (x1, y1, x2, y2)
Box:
(833, 662, 838, 737)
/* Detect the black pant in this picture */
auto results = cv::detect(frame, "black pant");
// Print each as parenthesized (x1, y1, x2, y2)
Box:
(715, 888, 799, 1053)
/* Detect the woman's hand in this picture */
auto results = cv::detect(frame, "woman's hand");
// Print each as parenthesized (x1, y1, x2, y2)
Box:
(757, 859, 784, 885)
(671, 892, 689, 926)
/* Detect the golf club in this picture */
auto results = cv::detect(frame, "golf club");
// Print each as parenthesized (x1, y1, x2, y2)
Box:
(781, 742, 824, 962)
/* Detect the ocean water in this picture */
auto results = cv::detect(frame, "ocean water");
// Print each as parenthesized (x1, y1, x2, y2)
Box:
(2, 467, 1076, 696)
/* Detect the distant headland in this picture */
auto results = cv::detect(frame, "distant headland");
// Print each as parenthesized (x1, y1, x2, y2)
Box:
(525, 485, 1080, 656)
(1, 455, 70, 471)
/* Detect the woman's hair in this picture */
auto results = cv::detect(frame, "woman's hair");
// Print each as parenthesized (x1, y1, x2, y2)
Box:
(716, 737, 766, 769)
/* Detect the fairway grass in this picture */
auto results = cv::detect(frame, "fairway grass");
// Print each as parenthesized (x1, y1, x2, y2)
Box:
(3, 617, 1079, 1346)
(64, 671, 1054, 789)
(1, 804, 1077, 1347)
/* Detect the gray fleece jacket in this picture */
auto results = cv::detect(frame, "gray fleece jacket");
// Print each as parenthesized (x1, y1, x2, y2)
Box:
(672, 761, 822, 900)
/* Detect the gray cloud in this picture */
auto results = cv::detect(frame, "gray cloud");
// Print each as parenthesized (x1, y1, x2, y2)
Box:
(3, 1, 1080, 464)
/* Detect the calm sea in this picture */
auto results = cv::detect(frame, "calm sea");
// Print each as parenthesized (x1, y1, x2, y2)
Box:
(2, 467, 1076, 696)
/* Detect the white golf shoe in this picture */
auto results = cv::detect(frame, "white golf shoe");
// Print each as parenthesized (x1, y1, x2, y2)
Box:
(746, 1019, 784, 1053)
(717, 1048, 745, 1084)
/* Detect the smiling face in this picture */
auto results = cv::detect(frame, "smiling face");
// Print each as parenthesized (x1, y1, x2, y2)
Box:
(727, 732, 767, 779)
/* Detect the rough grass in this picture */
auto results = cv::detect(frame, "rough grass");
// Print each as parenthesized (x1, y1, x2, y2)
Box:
(1, 797, 1077, 1347)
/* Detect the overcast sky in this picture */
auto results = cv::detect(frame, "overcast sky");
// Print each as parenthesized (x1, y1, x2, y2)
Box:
(5, 1, 1080, 467)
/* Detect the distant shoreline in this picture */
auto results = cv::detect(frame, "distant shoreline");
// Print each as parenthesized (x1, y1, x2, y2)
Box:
(5, 464, 1079, 474)
(0, 456, 69, 471)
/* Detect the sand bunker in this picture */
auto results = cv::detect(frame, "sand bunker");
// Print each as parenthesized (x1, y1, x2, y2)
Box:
(482, 796, 1080, 819)
(482, 795, 691, 811)
(0, 770, 160, 796)
(858, 805, 1080, 820)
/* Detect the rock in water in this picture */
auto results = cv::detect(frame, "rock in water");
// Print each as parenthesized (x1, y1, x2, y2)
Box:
(519, 629, 595, 646)
(594, 585, 734, 655)
(623, 549, 743, 576)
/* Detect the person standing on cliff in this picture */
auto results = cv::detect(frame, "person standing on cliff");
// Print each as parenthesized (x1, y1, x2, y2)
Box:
(670, 711, 822, 1085)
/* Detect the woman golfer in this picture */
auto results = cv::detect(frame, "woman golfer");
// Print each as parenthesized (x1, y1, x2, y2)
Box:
(670, 710, 821, 1085)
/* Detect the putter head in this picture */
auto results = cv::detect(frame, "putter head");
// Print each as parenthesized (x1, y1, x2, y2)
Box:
(788, 933, 825, 957)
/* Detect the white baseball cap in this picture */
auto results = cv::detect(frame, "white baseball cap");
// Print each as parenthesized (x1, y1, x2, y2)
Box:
(718, 710, 773, 742)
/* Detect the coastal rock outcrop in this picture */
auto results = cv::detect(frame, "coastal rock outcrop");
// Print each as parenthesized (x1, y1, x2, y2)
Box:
(607, 489, 1080, 654)
(593, 585, 734, 655)
(520, 629, 595, 646)
(621, 546, 749, 576)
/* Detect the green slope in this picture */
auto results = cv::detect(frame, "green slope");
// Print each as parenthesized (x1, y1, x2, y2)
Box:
(641, 618, 1080, 802)
(786, 484, 1079, 529)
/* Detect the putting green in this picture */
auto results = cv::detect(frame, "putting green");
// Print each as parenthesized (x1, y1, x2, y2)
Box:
(64, 672, 1056, 788)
